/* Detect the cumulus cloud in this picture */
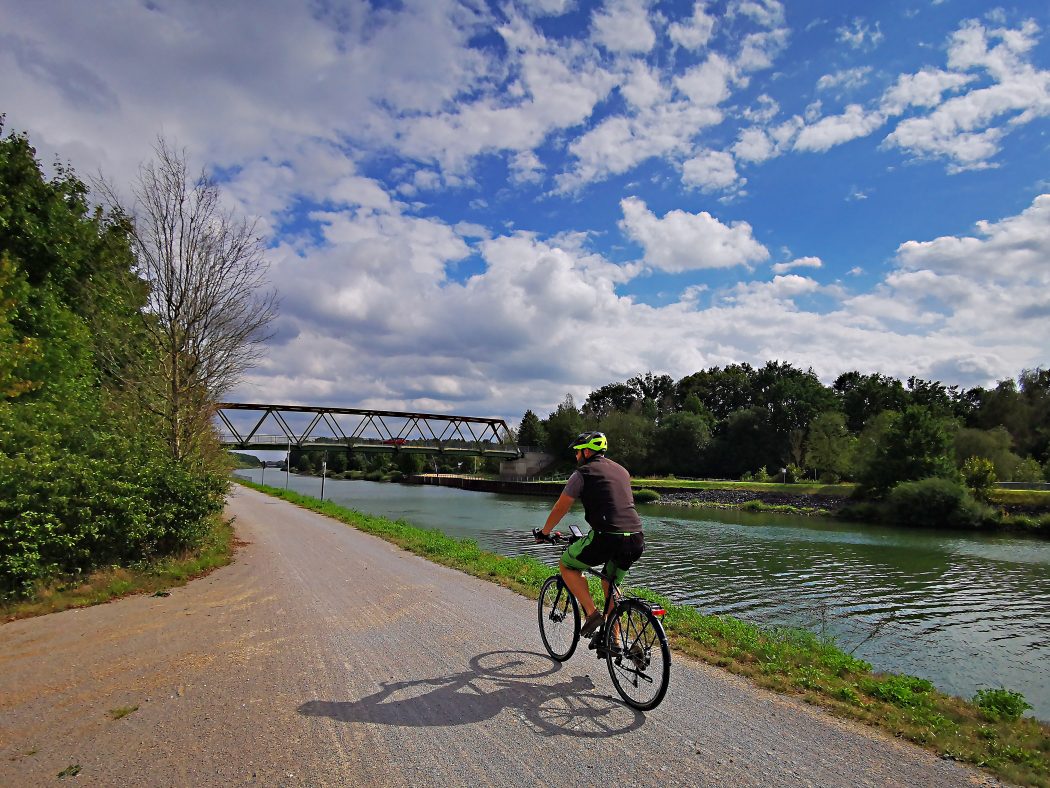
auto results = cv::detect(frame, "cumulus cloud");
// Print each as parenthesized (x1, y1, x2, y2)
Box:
(795, 105, 885, 152)
(681, 148, 742, 191)
(883, 20, 1050, 171)
(591, 0, 657, 54)
(668, 1, 717, 50)
(619, 196, 769, 271)
(817, 66, 873, 92)
(771, 256, 822, 274)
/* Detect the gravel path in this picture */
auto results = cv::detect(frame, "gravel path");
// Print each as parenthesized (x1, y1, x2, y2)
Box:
(0, 485, 1001, 787)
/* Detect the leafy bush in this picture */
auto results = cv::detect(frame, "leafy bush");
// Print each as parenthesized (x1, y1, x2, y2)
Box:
(1011, 457, 1044, 484)
(961, 456, 997, 500)
(784, 463, 804, 483)
(634, 488, 661, 503)
(860, 674, 934, 708)
(974, 688, 1032, 722)
(885, 476, 996, 529)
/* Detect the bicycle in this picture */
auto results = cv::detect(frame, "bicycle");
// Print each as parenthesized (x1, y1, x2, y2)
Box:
(531, 525, 671, 711)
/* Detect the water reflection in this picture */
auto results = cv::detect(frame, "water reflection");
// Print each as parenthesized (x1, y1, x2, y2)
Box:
(234, 470, 1050, 719)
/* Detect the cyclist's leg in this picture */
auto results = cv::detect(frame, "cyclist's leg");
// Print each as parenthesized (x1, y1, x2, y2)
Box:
(560, 530, 599, 615)
(558, 561, 597, 616)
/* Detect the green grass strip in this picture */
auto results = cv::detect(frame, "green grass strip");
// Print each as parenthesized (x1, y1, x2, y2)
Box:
(239, 479, 1049, 787)
(1, 515, 236, 622)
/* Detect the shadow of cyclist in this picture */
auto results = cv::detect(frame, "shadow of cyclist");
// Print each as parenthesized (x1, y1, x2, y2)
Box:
(297, 650, 644, 738)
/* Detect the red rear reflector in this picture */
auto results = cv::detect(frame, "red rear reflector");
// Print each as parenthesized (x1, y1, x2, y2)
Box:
(652, 608, 665, 617)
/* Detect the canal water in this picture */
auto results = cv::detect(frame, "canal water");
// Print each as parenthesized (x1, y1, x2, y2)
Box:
(234, 470, 1050, 719)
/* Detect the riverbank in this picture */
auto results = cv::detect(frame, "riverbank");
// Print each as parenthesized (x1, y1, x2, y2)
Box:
(236, 479, 1049, 787)
(408, 474, 1050, 527)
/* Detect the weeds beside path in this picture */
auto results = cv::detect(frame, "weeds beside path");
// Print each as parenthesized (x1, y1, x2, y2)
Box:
(0, 515, 236, 622)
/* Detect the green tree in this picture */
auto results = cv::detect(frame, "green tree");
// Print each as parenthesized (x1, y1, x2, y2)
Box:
(516, 409, 547, 448)
(652, 411, 712, 477)
(961, 456, 997, 501)
(952, 427, 1021, 480)
(855, 406, 956, 496)
(542, 394, 584, 459)
(832, 371, 908, 434)
(0, 125, 225, 599)
(583, 382, 638, 418)
(805, 411, 853, 481)
(597, 410, 654, 475)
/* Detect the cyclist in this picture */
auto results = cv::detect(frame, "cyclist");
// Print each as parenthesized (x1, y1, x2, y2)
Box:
(534, 431, 644, 643)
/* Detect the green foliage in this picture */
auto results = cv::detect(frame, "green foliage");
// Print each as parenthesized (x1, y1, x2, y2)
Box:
(860, 674, 934, 708)
(597, 409, 654, 474)
(651, 410, 711, 477)
(516, 409, 546, 448)
(805, 411, 853, 480)
(855, 406, 957, 496)
(953, 427, 1021, 481)
(541, 393, 583, 459)
(974, 688, 1032, 722)
(885, 477, 994, 529)
(1011, 457, 1044, 484)
(0, 125, 228, 600)
(961, 456, 997, 501)
(633, 488, 661, 503)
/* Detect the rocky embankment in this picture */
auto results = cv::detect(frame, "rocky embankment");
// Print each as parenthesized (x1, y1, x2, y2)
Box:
(650, 487, 849, 512)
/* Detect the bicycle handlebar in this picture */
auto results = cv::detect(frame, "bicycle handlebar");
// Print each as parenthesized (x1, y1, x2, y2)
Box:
(531, 528, 580, 545)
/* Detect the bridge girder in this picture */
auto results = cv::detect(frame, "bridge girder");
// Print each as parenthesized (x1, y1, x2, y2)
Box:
(215, 403, 522, 459)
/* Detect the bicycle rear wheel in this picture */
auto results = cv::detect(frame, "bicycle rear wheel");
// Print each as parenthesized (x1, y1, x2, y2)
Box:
(605, 599, 670, 710)
(537, 575, 580, 661)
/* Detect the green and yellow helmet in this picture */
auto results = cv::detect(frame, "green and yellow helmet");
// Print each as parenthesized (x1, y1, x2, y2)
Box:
(570, 431, 608, 453)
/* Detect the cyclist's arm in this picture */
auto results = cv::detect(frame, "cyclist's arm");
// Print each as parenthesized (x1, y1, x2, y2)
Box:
(540, 492, 575, 537)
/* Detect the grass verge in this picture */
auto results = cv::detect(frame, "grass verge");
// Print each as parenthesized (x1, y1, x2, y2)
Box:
(0, 514, 236, 622)
(238, 478, 1049, 787)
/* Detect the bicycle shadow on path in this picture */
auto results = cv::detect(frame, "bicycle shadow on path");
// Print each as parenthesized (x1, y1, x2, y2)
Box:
(298, 650, 645, 738)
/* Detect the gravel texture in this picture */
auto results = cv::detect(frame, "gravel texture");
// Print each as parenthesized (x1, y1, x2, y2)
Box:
(0, 484, 1002, 787)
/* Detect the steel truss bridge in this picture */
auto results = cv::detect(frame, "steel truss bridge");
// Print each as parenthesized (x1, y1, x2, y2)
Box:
(216, 403, 521, 459)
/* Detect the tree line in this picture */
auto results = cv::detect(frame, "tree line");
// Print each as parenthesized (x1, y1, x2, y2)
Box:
(0, 123, 275, 599)
(517, 364, 1050, 495)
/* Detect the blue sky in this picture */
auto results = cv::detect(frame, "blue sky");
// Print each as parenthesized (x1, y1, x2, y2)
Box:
(1, 0, 1048, 423)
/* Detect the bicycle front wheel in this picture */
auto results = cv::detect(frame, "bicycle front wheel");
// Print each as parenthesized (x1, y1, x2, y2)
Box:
(537, 575, 580, 661)
(605, 599, 671, 710)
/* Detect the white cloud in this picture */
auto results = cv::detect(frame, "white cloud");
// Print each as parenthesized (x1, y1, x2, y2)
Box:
(620, 61, 670, 109)
(771, 256, 822, 274)
(668, 2, 717, 50)
(674, 54, 735, 106)
(509, 150, 545, 184)
(879, 68, 975, 114)
(795, 105, 885, 152)
(619, 196, 769, 271)
(681, 149, 741, 192)
(883, 20, 1050, 170)
(591, 0, 657, 54)
(728, 0, 785, 29)
(817, 66, 873, 92)
(837, 18, 884, 50)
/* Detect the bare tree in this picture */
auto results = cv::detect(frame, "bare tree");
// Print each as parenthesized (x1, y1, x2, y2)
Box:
(112, 139, 278, 462)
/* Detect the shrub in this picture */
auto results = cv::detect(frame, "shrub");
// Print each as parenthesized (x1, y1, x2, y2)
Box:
(860, 674, 934, 708)
(634, 488, 661, 503)
(885, 477, 995, 529)
(974, 688, 1032, 722)
(961, 456, 997, 501)
(784, 463, 804, 484)
(1011, 457, 1044, 484)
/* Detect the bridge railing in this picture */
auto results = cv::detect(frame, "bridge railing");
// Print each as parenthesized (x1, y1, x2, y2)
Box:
(215, 403, 522, 459)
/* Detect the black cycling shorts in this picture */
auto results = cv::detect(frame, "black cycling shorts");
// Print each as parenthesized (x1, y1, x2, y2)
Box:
(562, 530, 644, 585)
